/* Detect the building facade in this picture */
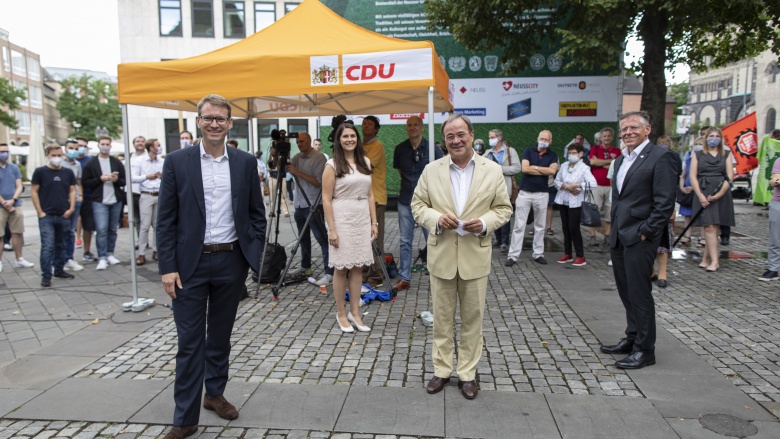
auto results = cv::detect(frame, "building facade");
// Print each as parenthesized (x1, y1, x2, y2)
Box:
(0, 28, 46, 146)
(118, 0, 307, 154)
(684, 58, 757, 130)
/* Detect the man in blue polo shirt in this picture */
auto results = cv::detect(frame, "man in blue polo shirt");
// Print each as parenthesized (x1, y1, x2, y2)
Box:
(393, 115, 443, 291)
(506, 130, 559, 266)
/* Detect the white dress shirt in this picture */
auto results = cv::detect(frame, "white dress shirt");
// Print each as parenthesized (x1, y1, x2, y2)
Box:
(437, 152, 486, 234)
(131, 154, 164, 192)
(200, 144, 237, 244)
(129, 151, 147, 194)
(616, 139, 650, 194)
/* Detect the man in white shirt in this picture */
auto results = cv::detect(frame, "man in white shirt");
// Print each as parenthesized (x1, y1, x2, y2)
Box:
(132, 138, 164, 266)
(129, 135, 147, 239)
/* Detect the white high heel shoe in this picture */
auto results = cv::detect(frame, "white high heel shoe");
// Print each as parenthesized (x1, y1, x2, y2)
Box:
(337, 315, 354, 333)
(347, 312, 371, 332)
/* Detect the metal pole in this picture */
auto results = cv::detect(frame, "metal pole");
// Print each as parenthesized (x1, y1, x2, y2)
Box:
(248, 117, 255, 154)
(428, 86, 435, 163)
(617, 43, 626, 119)
(742, 59, 750, 118)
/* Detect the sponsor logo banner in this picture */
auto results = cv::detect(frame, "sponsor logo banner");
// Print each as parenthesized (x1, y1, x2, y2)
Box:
(343, 48, 432, 84)
(507, 99, 532, 120)
(559, 101, 597, 117)
(454, 108, 487, 117)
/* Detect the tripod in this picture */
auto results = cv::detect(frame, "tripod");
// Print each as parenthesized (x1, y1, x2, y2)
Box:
(256, 152, 329, 300)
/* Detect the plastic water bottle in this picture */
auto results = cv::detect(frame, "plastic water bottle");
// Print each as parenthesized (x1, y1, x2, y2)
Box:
(420, 311, 433, 327)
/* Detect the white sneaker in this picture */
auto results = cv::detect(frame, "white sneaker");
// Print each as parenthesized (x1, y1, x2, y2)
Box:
(106, 255, 121, 265)
(3, 243, 11, 251)
(608, 259, 613, 267)
(14, 258, 35, 268)
(64, 259, 84, 271)
(0, 261, 3, 272)
(96, 259, 108, 270)
(315, 274, 333, 286)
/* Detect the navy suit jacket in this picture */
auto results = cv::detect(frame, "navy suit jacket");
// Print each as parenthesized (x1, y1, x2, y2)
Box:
(610, 143, 679, 248)
(157, 145, 266, 282)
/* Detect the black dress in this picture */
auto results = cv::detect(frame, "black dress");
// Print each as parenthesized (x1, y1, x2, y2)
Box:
(692, 150, 736, 227)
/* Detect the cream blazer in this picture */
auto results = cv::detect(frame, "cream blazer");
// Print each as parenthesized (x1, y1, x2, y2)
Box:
(411, 154, 513, 280)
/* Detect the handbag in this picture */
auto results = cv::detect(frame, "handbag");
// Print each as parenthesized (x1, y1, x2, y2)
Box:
(580, 182, 602, 227)
(676, 187, 693, 206)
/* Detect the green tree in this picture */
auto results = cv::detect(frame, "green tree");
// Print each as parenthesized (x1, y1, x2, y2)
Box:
(56, 75, 122, 139)
(0, 77, 26, 130)
(669, 81, 689, 117)
(425, 1, 780, 140)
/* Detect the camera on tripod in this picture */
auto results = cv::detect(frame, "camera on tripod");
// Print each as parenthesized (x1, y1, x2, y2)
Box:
(327, 115, 353, 143)
(270, 129, 298, 158)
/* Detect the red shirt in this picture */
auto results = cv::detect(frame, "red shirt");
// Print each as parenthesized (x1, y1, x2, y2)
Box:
(589, 144, 621, 186)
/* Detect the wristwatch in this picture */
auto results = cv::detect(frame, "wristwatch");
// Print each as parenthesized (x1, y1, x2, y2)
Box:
(534, 166, 539, 172)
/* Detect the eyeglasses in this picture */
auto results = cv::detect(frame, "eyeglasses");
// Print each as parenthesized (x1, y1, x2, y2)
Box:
(199, 116, 230, 126)
(445, 132, 470, 143)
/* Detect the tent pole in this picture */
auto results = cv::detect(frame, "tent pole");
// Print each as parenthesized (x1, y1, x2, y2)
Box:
(121, 104, 155, 313)
(248, 118, 255, 154)
(428, 86, 435, 163)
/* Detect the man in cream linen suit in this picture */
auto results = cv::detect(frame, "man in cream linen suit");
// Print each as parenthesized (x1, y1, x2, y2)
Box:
(412, 114, 512, 400)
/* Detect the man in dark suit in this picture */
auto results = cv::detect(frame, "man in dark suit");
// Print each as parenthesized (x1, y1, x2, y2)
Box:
(600, 111, 678, 370)
(157, 94, 266, 439)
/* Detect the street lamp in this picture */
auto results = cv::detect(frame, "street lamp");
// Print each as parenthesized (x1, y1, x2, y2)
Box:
(94, 126, 109, 138)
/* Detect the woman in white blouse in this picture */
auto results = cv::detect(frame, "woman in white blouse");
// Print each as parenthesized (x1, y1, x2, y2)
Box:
(554, 143, 597, 266)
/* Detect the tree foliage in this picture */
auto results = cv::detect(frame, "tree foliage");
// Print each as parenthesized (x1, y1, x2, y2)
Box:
(425, 0, 780, 140)
(56, 75, 122, 139)
(0, 77, 25, 130)
(669, 82, 689, 117)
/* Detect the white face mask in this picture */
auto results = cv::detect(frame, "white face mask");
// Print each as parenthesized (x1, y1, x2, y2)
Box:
(568, 154, 580, 164)
(181, 139, 190, 148)
(49, 157, 63, 167)
(537, 141, 549, 149)
(99, 145, 111, 155)
(488, 138, 499, 147)
(693, 144, 704, 152)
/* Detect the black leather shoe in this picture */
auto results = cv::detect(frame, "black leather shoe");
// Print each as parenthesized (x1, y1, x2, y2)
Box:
(721, 237, 730, 246)
(41, 279, 51, 287)
(505, 259, 516, 267)
(657, 279, 668, 288)
(533, 256, 547, 265)
(426, 376, 450, 394)
(615, 351, 656, 369)
(53, 272, 75, 279)
(459, 380, 479, 399)
(600, 338, 634, 355)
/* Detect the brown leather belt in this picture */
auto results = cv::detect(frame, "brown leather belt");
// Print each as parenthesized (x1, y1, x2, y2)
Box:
(202, 241, 238, 253)
(141, 191, 159, 196)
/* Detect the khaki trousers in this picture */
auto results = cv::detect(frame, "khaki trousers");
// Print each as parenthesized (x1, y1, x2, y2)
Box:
(430, 273, 487, 382)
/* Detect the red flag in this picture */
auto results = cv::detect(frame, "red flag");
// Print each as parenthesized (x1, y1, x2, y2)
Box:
(722, 112, 758, 175)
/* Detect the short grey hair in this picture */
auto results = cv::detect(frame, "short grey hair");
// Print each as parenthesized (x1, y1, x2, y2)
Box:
(441, 114, 474, 134)
(620, 111, 651, 126)
(489, 129, 503, 139)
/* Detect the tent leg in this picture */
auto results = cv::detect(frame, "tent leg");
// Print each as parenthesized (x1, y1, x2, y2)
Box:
(121, 104, 155, 313)
(248, 116, 255, 155)
(428, 86, 436, 163)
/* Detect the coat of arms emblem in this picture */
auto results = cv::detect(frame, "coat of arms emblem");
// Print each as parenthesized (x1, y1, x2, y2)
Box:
(312, 65, 338, 85)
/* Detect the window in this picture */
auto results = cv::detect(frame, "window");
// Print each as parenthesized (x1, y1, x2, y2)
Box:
(223, 1, 246, 38)
(766, 108, 776, 134)
(192, 0, 214, 37)
(13, 79, 28, 106)
(2, 47, 9, 72)
(15, 110, 30, 135)
(257, 119, 278, 152)
(229, 118, 249, 150)
(28, 85, 42, 109)
(164, 118, 188, 153)
(159, 0, 183, 36)
(27, 56, 40, 81)
(11, 50, 25, 76)
(254, 2, 275, 32)
(32, 113, 45, 134)
(284, 2, 299, 13)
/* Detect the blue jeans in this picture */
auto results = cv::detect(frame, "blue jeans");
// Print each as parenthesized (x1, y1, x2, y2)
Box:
(294, 205, 333, 275)
(93, 201, 122, 258)
(398, 202, 428, 282)
(39, 215, 70, 280)
(65, 201, 81, 260)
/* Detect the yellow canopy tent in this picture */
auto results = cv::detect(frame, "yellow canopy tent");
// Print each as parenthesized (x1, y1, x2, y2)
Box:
(115, 0, 452, 308)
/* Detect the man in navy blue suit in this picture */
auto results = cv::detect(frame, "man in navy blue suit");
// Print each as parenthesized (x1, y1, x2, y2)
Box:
(157, 94, 266, 439)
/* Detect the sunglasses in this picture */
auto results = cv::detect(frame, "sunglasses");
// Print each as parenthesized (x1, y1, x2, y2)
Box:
(413, 149, 422, 163)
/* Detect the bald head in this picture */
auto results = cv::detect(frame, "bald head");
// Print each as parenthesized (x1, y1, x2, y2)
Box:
(538, 130, 552, 144)
(406, 116, 423, 143)
(296, 132, 312, 154)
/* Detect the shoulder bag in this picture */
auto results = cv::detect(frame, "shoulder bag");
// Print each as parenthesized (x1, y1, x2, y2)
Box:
(580, 181, 602, 227)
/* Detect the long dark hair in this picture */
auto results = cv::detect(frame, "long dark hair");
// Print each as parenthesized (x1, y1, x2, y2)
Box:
(332, 123, 372, 178)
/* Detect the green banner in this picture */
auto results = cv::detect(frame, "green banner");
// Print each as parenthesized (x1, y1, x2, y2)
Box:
(754, 137, 780, 204)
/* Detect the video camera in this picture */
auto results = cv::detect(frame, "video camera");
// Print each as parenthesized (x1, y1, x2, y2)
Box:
(270, 129, 298, 158)
(327, 114, 353, 143)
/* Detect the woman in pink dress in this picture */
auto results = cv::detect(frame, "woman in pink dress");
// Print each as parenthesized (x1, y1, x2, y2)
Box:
(322, 123, 378, 333)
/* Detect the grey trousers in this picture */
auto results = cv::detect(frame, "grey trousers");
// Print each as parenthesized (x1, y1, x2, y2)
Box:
(770, 201, 780, 271)
(138, 193, 158, 256)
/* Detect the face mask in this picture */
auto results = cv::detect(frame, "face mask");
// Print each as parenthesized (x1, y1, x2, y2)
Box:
(67, 150, 78, 159)
(49, 157, 63, 167)
(488, 138, 499, 147)
(181, 139, 190, 148)
(657, 144, 669, 150)
(706, 137, 720, 148)
(78, 146, 87, 155)
(99, 145, 111, 155)
(693, 144, 704, 152)
(474, 144, 482, 151)
(568, 154, 580, 164)
(537, 141, 549, 149)
(0, 152, 8, 162)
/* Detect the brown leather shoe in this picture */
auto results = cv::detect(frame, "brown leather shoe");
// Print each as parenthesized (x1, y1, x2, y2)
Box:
(152, 251, 158, 261)
(394, 279, 411, 291)
(163, 425, 197, 439)
(459, 380, 479, 399)
(136, 255, 146, 266)
(426, 376, 450, 394)
(203, 394, 239, 420)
